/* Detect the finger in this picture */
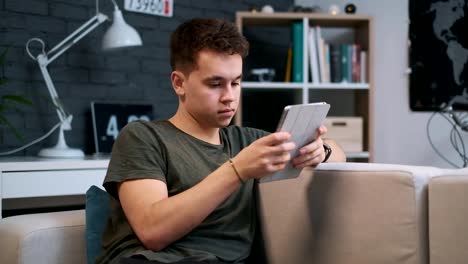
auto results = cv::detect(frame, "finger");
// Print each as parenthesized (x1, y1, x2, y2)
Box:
(318, 125, 328, 135)
(269, 141, 296, 155)
(294, 158, 321, 169)
(298, 137, 323, 155)
(293, 152, 324, 168)
(293, 146, 323, 166)
(270, 151, 292, 165)
(266, 162, 288, 172)
(258, 132, 291, 146)
(314, 125, 327, 140)
(296, 126, 326, 155)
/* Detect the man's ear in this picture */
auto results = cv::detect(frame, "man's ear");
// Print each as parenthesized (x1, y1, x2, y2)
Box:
(171, 71, 186, 96)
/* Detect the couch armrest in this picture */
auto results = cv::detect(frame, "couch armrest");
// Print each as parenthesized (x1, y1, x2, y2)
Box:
(0, 209, 86, 264)
(256, 162, 465, 264)
(429, 174, 468, 264)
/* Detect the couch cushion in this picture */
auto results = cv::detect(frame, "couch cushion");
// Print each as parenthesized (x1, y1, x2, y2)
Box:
(429, 174, 468, 264)
(85, 185, 111, 264)
(256, 162, 465, 264)
(0, 210, 86, 264)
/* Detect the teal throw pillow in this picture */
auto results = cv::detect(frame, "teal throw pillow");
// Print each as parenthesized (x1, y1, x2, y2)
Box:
(85, 185, 111, 264)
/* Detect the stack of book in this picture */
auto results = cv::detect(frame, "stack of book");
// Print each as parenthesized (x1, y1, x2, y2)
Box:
(286, 23, 367, 84)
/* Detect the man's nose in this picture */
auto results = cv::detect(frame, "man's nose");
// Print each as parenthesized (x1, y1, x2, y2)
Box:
(221, 85, 235, 101)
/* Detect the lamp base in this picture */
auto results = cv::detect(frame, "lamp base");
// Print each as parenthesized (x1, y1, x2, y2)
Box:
(38, 146, 85, 158)
(37, 121, 85, 159)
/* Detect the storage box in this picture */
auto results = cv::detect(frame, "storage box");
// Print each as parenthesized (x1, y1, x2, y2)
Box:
(323, 117, 363, 152)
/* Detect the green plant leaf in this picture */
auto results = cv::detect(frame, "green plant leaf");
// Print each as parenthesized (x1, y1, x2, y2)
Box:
(0, 115, 23, 140)
(0, 47, 9, 65)
(2, 95, 33, 106)
(0, 47, 9, 66)
(0, 47, 29, 141)
(0, 115, 6, 125)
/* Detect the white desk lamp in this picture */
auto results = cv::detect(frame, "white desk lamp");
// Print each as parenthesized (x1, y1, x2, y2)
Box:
(26, 0, 142, 158)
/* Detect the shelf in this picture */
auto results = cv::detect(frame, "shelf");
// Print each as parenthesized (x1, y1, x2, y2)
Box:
(308, 83, 369, 90)
(241, 82, 304, 89)
(241, 82, 369, 90)
(237, 12, 372, 27)
(346, 151, 369, 159)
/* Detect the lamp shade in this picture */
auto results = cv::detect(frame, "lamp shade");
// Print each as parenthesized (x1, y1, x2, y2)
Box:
(102, 7, 142, 50)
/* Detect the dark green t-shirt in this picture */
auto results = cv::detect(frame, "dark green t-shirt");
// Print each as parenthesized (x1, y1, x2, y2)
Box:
(96, 120, 268, 264)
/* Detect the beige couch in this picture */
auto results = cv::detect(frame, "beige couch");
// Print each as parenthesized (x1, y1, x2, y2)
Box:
(1, 162, 467, 264)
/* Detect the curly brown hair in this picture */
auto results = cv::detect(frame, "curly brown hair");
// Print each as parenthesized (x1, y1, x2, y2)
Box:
(170, 18, 249, 74)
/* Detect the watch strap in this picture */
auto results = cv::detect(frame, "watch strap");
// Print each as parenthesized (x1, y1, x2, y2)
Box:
(323, 143, 332, 163)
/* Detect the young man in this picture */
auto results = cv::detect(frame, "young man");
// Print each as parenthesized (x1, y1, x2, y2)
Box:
(96, 18, 346, 264)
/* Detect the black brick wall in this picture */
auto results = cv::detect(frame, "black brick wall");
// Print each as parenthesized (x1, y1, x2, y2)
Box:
(0, 0, 292, 156)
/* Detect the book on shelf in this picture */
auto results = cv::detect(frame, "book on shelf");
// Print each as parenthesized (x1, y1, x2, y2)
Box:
(340, 44, 349, 83)
(292, 22, 303, 83)
(308, 27, 320, 83)
(360, 50, 367, 83)
(316, 26, 326, 83)
(323, 43, 330, 83)
(306, 26, 368, 85)
(346, 44, 353, 82)
(284, 42, 292, 82)
(352, 44, 361, 82)
(329, 44, 342, 83)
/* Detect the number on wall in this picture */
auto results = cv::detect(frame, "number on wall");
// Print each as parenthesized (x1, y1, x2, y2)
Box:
(124, 0, 173, 17)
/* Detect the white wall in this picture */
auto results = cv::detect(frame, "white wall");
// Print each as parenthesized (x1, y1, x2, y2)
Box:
(295, 0, 467, 168)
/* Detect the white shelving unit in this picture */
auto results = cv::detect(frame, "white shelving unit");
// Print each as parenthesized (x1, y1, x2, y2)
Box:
(236, 12, 374, 161)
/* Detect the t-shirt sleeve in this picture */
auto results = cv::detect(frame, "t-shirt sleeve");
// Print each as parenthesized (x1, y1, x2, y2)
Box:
(242, 127, 270, 141)
(103, 121, 167, 199)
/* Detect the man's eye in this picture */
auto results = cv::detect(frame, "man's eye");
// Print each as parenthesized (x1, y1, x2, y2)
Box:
(232, 82, 240, 87)
(209, 82, 221, 87)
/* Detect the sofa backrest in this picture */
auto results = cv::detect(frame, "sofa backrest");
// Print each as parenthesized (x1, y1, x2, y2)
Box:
(429, 174, 468, 264)
(0, 210, 86, 264)
(255, 162, 466, 264)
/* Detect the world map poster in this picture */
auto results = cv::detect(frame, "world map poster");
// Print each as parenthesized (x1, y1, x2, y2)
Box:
(409, 0, 468, 111)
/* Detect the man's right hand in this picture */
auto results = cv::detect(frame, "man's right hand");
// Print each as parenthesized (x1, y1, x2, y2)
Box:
(230, 132, 296, 181)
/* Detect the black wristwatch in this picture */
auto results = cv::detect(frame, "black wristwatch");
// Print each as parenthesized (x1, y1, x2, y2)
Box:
(323, 143, 332, 163)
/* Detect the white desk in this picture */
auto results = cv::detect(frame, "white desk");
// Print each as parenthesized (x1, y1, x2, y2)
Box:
(0, 156, 109, 218)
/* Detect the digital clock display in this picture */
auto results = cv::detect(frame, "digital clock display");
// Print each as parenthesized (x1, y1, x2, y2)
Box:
(91, 102, 154, 154)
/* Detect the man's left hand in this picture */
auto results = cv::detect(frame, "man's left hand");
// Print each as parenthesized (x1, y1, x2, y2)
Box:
(291, 125, 327, 168)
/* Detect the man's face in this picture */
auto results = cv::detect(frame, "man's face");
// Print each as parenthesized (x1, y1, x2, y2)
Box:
(178, 49, 242, 128)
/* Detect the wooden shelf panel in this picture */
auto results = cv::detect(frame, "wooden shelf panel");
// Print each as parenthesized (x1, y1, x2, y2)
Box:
(237, 12, 371, 27)
(241, 82, 303, 89)
(241, 82, 369, 90)
(308, 83, 370, 90)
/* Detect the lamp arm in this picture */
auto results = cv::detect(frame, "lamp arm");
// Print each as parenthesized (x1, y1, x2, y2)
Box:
(26, 13, 108, 130)
(36, 55, 70, 127)
(47, 13, 108, 64)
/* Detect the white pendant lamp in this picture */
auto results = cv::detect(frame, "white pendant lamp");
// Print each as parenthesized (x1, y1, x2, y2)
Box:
(102, 5, 143, 50)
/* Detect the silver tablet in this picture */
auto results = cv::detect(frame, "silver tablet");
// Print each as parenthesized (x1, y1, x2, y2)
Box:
(260, 102, 330, 183)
